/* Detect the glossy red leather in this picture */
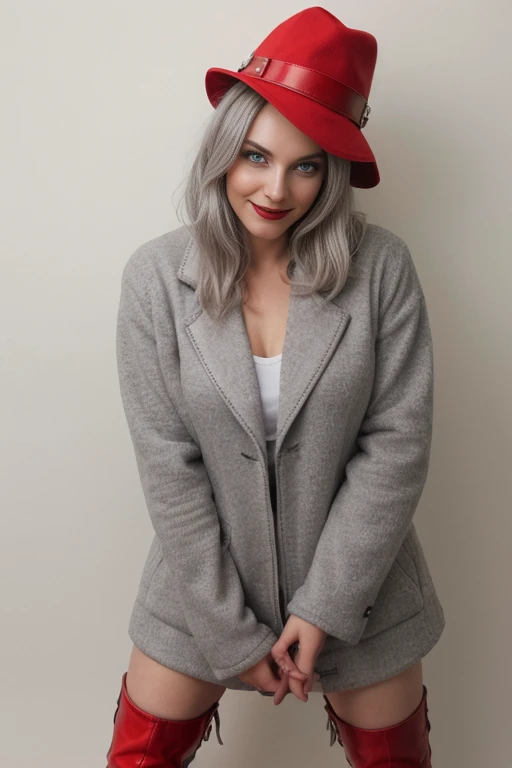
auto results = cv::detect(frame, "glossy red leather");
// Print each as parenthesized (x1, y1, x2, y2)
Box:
(238, 55, 369, 127)
(323, 684, 432, 767)
(106, 671, 223, 767)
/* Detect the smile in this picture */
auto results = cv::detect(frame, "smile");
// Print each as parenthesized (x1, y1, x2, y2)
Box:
(250, 201, 292, 219)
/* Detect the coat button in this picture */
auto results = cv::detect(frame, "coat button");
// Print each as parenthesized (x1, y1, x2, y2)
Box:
(363, 606, 373, 618)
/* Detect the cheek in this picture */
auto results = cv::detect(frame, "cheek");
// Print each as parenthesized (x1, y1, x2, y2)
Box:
(226, 166, 255, 196)
(296, 179, 324, 207)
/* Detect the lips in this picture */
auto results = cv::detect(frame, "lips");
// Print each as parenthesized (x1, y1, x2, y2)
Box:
(250, 201, 292, 219)
(255, 204, 290, 212)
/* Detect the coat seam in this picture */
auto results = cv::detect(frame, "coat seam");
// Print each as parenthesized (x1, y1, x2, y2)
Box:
(185, 323, 282, 629)
(277, 310, 348, 606)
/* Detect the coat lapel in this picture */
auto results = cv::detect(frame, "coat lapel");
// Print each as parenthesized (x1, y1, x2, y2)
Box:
(178, 234, 352, 459)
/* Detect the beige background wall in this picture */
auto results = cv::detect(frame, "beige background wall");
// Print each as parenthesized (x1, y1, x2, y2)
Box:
(2, 1, 510, 765)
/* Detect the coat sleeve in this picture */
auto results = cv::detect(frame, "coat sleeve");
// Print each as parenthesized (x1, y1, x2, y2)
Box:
(286, 242, 434, 645)
(116, 252, 278, 680)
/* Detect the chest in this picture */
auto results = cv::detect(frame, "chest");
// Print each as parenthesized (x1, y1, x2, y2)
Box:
(241, 273, 291, 358)
(176, 254, 376, 459)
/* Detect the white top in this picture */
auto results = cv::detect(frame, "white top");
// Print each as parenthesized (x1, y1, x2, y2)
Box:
(252, 353, 282, 441)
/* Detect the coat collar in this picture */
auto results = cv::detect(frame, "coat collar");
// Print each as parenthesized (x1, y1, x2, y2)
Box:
(178, 234, 352, 459)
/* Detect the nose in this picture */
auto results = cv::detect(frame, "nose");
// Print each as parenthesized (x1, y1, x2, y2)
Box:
(263, 167, 289, 204)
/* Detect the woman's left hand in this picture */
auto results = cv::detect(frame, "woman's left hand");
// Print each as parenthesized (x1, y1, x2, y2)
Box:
(270, 614, 328, 705)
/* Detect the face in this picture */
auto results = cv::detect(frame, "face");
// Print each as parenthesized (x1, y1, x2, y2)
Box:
(225, 103, 326, 256)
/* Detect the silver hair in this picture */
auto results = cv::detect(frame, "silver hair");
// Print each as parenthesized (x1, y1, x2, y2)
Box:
(175, 81, 368, 322)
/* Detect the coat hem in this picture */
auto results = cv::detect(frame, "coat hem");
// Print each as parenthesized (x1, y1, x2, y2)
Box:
(127, 597, 275, 689)
(316, 591, 446, 693)
(127, 590, 445, 694)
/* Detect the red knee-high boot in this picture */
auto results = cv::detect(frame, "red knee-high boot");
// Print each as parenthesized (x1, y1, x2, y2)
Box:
(323, 684, 432, 767)
(106, 672, 223, 767)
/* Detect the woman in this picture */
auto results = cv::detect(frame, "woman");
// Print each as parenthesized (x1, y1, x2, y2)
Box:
(106, 7, 445, 767)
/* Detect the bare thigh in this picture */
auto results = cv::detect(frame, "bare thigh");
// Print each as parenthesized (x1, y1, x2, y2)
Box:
(324, 661, 424, 729)
(125, 644, 227, 720)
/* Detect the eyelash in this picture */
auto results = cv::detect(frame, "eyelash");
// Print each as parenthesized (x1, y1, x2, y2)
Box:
(240, 150, 321, 175)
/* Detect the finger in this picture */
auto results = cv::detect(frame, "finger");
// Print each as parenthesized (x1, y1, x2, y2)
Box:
(273, 670, 291, 706)
(273, 650, 308, 680)
(304, 673, 320, 694)
(288, 670, 308, 702)
(284, 654, 309, 703)
(272, 635, 308, 678)
(294, 647, 320, 696)
(288, 652, 320, 702)
(264, 655, 299, 696)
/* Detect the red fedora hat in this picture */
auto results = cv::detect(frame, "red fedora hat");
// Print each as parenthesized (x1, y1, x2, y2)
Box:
(205, 6, 379, 189)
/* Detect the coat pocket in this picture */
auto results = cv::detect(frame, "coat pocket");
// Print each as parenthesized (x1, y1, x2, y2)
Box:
(142, 518, 233, 637)
(359, 545, 424, 641)
(143, 556, 193, 635)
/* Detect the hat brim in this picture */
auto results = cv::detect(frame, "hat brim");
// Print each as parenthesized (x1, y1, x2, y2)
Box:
(205, 68, 380, 189)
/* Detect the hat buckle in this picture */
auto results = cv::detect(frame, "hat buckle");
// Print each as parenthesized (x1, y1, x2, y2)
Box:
(237, 51, 254, 72)
(360, 103, 371, 128)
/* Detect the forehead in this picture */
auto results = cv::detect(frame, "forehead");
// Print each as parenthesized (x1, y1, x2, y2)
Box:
(244, 103, 323, 155)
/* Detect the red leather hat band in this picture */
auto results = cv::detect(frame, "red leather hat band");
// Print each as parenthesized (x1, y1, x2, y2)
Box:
(237, 54, 371, 129)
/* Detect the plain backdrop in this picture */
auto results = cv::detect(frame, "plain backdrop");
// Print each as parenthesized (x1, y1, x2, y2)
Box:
(1, 1, 511, 766)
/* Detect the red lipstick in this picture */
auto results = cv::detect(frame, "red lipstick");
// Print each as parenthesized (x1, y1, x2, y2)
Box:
(250, 201, 292, 220)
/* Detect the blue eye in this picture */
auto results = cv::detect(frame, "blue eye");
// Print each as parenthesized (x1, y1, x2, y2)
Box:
(297, 161, 318, 174)
(241, 151, 320, 175)
(243, 151, 265, 164)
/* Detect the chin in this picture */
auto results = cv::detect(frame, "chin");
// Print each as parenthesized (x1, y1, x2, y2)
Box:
(247, 221, 290, 236)
(246, 229, 285, 242)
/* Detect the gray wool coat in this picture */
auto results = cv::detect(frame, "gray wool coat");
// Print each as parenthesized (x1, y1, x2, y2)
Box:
(116, 222, 446, 694)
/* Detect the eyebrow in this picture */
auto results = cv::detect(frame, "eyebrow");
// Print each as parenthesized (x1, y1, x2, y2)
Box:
(242, 139, 325, 162)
